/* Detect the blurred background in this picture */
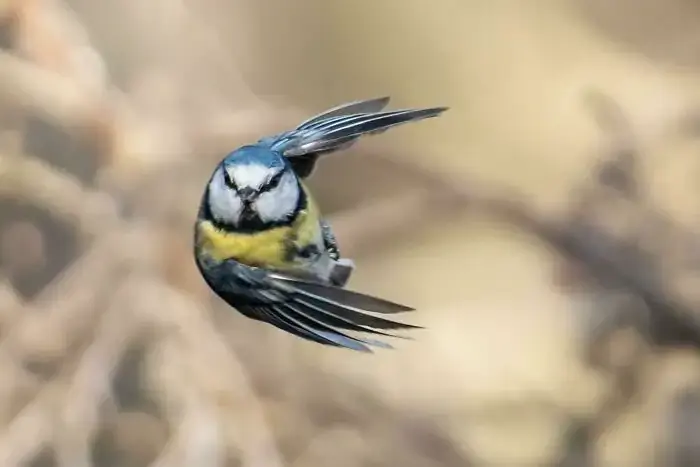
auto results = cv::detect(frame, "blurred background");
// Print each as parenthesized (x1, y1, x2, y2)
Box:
(2, 0, 700, 466)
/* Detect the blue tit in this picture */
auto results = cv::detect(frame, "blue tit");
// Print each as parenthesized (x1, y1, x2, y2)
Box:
(194, 96, 448, 352)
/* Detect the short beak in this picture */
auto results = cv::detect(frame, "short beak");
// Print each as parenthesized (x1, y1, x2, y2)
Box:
(238, 187, 257, 203)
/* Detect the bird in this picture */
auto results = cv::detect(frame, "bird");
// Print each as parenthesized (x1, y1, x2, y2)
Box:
(194, 96, 448, 352)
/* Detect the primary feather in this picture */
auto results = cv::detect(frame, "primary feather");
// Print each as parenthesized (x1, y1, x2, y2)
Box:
(241, 272, 421, 352)
(261, 97, 448, 178)
(282, 107, 447, 157)
(197, 257, 421, 353)
(295, 96, 391, 130)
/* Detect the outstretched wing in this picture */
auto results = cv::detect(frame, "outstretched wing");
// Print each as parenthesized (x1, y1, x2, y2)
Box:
(212, 260, 420, 352)
(294, 96, 392, 130)
(263, 97, 448, 178)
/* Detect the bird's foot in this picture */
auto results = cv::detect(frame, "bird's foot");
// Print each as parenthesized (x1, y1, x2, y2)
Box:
(329, 258, 355, 287)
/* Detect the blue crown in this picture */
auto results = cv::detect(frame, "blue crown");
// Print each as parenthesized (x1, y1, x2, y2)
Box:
(222, 145, 286, 169)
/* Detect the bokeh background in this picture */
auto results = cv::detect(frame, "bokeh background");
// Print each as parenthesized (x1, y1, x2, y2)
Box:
(2, 0, 700, 466)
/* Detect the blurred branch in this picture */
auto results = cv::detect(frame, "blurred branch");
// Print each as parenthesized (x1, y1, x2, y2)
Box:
(0, 151, 119, 238)
(5, 0, 107, 89)
(0, 227, 134, 365)
(0, 348, 41, 425)
(662, 386, 700, 467)
(351, 92, 700, 351)
(329, 188, 456, 258)
(314, 91, 700, 467)
(0, 274, 141, 467)
(147, 336, 224, 467)
(0, 379, 59, 466)
(166, 1, 263, 108)
(0, 279, 23, 330)
(53, 277, 146, 467)
(140, 277, 285, 467)
(0, 49, 104, 129)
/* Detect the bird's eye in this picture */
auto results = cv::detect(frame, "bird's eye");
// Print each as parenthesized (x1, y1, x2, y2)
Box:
(222, 169, 237, 189)
(263, 170, 285, 191)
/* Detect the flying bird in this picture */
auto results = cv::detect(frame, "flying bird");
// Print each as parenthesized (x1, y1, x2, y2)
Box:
(194, 97, 448, 351)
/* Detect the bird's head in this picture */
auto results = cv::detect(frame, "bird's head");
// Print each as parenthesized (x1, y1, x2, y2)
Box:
(206, 145, 302, 229)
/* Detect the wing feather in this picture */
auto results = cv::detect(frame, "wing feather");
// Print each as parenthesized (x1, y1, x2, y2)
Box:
(294, 296, 417, 331)
(262, 97, 448, 178)
(229, 271, 419, 352)
(251, 305, 346, 348)
(270, 274, 414, 313)
(273, 303, 376, 352)
(283, 107, 448, 157)
(295, 96, 391, 130)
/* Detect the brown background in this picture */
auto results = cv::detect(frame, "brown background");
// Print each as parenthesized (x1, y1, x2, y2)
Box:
(1, 1, 700, 466)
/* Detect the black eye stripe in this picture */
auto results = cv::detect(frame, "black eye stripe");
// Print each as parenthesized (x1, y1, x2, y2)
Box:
(261, 170, 285, 192)
(222, 169, 237, 189)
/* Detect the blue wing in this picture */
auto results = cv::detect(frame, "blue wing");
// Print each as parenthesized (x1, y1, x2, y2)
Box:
(259, 97, 448, 178)
(203, 258, 419, 352)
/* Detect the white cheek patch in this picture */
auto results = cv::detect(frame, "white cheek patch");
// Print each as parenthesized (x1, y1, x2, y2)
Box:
(207, 168, 243, 224)
(255, 171, 300, 223)
(229, 164, 271, 190)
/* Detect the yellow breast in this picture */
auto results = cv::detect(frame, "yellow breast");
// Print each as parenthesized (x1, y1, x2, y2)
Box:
(196, 187, 322, 271)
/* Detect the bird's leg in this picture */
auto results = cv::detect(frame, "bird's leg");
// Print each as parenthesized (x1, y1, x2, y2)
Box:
(320, 218, 341, 260)
(319, 219, 355, 287)
(329, 258, 354, 287)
